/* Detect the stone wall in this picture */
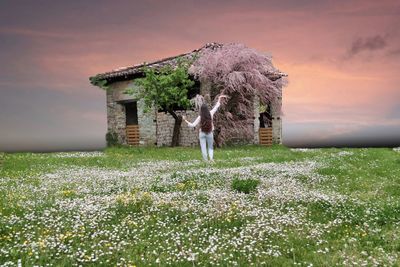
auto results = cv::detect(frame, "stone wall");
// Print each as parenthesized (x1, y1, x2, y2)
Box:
(106, 88, 126, 144)
(107, 80, 157, 146)
(253, 95, 260, 144)
(137, 99, 157, 146)
(271, 87, 283, 144)
(105, 78, 283, 147)
(156, 110, 199, 147)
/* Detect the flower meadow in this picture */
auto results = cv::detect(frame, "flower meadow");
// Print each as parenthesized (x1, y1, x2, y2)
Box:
(1, 145, 399, 266)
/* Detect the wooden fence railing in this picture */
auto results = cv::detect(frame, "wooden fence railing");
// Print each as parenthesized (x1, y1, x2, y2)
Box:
(259, 127, 272, 146)
(126, 125, 139, 145)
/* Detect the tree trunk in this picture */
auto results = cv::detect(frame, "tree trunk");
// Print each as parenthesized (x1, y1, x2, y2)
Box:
(167, 109, 182, 147)
(214, 129, 222, 148)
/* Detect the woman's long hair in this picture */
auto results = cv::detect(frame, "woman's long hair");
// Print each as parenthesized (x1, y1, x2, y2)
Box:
(200, 103, 212, 133)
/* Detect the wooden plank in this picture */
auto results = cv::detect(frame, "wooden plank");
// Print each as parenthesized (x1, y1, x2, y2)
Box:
(126, 124, 140, 146)
(259, 127, 272, 146)
(126, 129, 139, 134)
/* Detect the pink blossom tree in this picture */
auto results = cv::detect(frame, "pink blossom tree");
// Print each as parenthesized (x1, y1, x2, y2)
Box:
(189, 43, 286, 146)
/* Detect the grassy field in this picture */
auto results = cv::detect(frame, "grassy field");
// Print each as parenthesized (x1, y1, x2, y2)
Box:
(0, 145, 399, 266)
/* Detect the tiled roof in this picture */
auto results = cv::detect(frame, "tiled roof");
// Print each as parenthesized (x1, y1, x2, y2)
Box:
(90, 42, 287, 84)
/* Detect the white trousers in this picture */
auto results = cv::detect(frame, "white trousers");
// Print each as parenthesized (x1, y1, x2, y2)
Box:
(199, 131, 214, 161)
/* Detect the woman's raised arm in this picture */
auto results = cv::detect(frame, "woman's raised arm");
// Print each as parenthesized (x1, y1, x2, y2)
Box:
(183, 115, 200, 128)
(210, 95, 228, 116)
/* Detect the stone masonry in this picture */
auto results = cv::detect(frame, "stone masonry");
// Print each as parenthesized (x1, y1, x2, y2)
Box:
(107, 80, 157, 146)
(253, 95, 260, 144)
(156, 110, 199, 147)
(271, 89, 283, 144)
(105, 78, 282, 147)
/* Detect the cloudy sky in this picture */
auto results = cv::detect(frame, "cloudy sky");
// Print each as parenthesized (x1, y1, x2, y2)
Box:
(1, 0, 399, 152)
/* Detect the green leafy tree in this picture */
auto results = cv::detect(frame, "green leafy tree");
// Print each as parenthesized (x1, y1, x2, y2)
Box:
(126, 57, 195, 147)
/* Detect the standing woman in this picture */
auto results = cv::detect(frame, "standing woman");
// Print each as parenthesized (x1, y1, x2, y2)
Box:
(183, 95, 228, 162)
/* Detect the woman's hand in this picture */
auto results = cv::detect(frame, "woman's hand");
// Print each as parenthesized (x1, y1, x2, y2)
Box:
(182, 115, 187, 121)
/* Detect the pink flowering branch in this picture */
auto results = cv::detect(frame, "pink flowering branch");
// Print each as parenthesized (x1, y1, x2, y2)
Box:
(189, 43, 285, 145)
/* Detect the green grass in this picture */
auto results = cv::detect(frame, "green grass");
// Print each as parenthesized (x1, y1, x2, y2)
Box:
(0, 145, 399, 266)
(231, 177, 261, 194)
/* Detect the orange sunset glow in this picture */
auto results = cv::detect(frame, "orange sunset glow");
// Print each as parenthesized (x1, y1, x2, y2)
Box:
(1, 0, 399, 151)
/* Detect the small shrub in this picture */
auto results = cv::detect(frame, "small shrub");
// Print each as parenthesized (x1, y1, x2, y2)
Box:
(231, 178, 260, 194)
(106, 131, 119, 147)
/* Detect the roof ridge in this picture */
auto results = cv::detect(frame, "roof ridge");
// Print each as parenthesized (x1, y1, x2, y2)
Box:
(104, 42, 223, 75)
(90, 42, 286, 83)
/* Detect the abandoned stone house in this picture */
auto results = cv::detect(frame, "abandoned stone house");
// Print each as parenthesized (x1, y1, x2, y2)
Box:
(89, 42, 286, 147)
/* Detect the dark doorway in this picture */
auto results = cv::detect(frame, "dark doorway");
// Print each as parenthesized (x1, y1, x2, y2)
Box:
(125, 102, 138, 125)
(259, 104, 272, 128)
